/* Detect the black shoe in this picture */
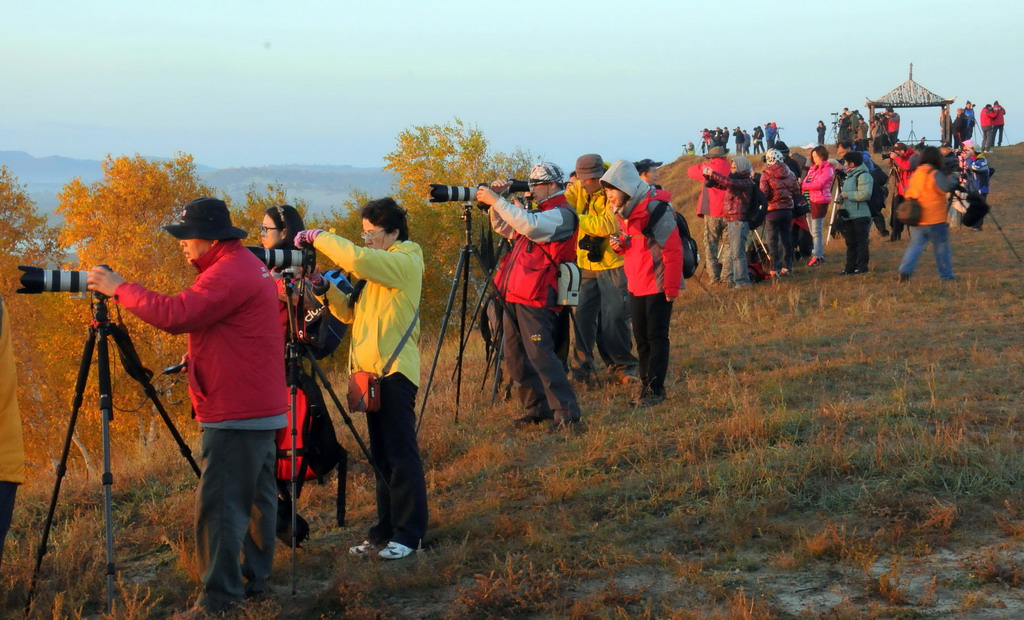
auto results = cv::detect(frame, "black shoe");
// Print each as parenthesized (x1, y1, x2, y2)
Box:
(513, 415, 547, 428)
(838, 270, 854, 275)
(629, 393, 666, 408)
(548, 419, 584, 434)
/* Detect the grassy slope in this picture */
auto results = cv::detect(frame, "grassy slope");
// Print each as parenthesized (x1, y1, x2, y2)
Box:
(4, 145, 1024, 618)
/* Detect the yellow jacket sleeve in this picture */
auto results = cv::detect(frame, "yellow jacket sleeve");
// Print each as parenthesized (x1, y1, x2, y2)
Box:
(312, 235, 424, 385)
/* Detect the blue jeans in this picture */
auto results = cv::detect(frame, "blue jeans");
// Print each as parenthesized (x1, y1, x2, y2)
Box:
(807, 215, 824, 259)
(727, 220, 751, 284)
(898, 223, 954, 279)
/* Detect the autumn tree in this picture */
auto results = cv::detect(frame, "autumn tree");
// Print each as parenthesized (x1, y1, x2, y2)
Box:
(382, 118, 533, 323)
(0, 167, 65, 461)
(26, 153, 222, 465)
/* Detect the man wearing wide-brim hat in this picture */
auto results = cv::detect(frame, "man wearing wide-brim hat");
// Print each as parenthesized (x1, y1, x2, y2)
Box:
(687, 147, 732, 284)
(87, 197, 286, 613)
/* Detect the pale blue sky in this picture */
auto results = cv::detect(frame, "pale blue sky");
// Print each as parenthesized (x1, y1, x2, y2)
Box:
(2, 0, 1020, 170)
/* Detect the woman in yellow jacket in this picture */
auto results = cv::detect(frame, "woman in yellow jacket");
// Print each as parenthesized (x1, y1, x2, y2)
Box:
(0, 296, 24, 568)
(295, 198, 426, 561)
(896, 147, 958, 281)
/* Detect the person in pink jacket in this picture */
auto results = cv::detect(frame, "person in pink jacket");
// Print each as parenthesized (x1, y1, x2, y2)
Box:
(800, 145, 835, 266)
(88, 197, 287, 613)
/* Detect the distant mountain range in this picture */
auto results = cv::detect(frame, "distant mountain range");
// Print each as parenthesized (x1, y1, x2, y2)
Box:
(0, 151, 394, 220)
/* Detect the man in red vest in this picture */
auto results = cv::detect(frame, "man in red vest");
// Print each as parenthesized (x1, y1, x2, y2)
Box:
(477, 163, 582, 431)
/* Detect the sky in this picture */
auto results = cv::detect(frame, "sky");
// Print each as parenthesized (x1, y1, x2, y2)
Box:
(2, 0, 1021, 171)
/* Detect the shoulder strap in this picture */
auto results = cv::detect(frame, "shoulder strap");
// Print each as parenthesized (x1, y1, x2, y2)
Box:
(382, 308, 419, 376)
(642, 193, 669, 238)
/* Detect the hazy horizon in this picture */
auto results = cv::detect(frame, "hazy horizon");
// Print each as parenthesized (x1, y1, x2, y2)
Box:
(3, 0, 1021, 170)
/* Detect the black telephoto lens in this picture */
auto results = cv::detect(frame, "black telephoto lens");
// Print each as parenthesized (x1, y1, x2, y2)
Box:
(17, 266, 89, 294)
(507, 179, 530, 193)
(428, 184, 476, 203)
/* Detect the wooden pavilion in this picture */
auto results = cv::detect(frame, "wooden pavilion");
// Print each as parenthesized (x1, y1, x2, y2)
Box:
(865, 64, 956, 146)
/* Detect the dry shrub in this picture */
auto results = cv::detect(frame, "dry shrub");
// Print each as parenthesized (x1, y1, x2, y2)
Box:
(914, 499, 958, 546)
(169, 532, 201, 583)
(995, 499, 1024, 539)
(965, 549, 1024, 586)
(103, 581, 161, 619)
(449, 556, 566, 618)
(868, 557, 910, 605)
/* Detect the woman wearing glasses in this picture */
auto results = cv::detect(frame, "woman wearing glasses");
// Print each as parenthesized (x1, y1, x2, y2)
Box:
(293, 197, 427, 561)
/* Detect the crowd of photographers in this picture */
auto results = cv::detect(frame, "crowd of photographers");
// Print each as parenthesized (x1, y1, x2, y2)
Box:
(1, 110, 1003, 612)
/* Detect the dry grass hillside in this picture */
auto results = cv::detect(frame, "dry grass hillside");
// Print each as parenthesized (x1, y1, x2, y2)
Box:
(3, 144, 1024, 618)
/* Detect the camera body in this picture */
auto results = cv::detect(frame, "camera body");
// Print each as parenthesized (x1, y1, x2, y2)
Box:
(577, 235, 606, 263)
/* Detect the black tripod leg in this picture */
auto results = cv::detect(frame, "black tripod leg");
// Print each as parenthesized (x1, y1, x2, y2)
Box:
(303, 351, 389, 490)
(986, 211, 1024, 264)
(107, 324, 200, 477)
(454, 243, 471, 417)
(417, 248, 469, 428)
(288, 375, 299, 596)
(95, 325, 117, 613)
(26, 327, 96, 615)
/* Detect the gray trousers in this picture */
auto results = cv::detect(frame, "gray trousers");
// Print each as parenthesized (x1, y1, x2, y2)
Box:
(196, 427, 278, 612)
(503, 302, 581, 422)
(703, 216, 730, 282)
(727, 220, 751, 285)
(571, 267, 637, 380)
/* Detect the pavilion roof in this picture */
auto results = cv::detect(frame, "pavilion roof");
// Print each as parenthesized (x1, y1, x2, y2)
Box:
(866, 65, 955, 108)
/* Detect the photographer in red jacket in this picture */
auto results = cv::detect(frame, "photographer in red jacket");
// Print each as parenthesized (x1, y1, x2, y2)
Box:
(87, 197, 286, 614)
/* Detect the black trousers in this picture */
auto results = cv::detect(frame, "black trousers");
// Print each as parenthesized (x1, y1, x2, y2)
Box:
(0, 481, 15, 570)
(841, 217, 871, 272)
(366, 373, 428, 549)
(503, 303, 581, 422)
(629, 293, 674, 397)
(890, 194, 906, 240)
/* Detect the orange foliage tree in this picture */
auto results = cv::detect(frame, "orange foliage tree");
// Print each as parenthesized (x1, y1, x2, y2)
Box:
(27, 153, 221, 467)
(0, 167, 63, 462)
(382, 118, 533, 324)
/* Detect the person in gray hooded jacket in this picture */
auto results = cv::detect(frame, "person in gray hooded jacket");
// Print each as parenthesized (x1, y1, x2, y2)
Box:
(602, 161, 683, 408)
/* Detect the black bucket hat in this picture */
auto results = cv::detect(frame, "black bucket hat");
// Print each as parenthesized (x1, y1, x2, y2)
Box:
(163, 197, 248, 240)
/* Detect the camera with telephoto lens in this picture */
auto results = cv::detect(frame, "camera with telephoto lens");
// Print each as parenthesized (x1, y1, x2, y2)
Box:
(247, 246, 316, 271)
(881, 152, 892, 160)
(428, 179, 529, 203)
(17, 266, 90, 294)
(577, 235, 606, 262)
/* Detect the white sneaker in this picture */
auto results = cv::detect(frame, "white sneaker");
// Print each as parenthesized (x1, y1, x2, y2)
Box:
(348, 540, 378, 557)
(378, 541, 415, 560)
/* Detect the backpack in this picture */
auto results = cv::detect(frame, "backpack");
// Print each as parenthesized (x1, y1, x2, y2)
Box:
(276, 370, 347, 543)
(644, 200, 699, 279)
(868, 167, 889, 215)
(747, 174, 768, 229)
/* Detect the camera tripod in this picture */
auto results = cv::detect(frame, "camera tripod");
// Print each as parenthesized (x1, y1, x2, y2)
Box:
(279, 270, 383, 595)
(26, 293, 201, 615)
(418, 199, 598, 427)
